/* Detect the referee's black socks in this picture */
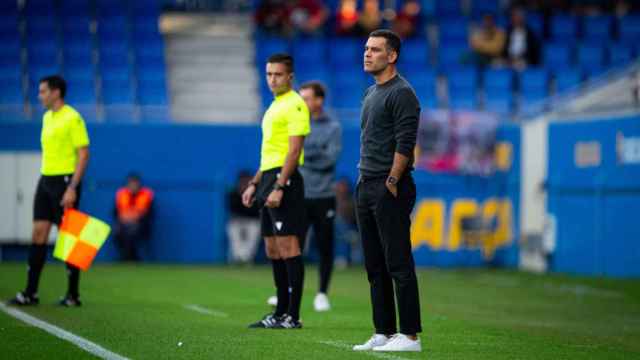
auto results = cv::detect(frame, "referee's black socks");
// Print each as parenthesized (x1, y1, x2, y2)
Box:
(272, 259, 289, 317)
(25, 244, 47, 296)
(285, 255, 304, 321)
(66, 263, 80, 298)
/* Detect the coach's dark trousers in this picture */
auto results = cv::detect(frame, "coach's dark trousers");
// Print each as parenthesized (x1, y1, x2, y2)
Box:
(355, 174, 422, 335)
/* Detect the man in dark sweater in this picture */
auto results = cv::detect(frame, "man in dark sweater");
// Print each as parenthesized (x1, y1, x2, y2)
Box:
(352, 29, 422, 352)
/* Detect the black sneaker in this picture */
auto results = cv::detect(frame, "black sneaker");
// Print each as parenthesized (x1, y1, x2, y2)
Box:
(58, 295, 82, 307)
(273, 315, 302, 329)
(6, 292, 39, 306)
(248, 313, 282, 328)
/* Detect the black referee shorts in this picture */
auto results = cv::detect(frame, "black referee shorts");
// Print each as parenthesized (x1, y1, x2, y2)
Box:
(255, 168, 306, 239)
(33, 174, 82, 226)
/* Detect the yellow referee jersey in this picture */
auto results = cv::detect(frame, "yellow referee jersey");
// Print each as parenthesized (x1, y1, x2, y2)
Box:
(260, 89, 310, 171)
(40, 104, 90, 176)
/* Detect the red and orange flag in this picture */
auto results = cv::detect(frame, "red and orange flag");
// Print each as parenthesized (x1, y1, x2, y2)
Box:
(53, 209, 111, 270)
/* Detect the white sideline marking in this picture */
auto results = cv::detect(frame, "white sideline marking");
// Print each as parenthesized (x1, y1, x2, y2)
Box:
(318, 340, 413, 360)
(0, 303, 129, 360)
(184, 304, 229, 318)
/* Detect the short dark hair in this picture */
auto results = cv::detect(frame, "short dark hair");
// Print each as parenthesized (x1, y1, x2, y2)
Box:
(40, 75, 67, 98)
(127, 172, 141, 183)
(369, 29, 402, 63)
(300, 81, 326, 99)
(267, 53, 294, 73)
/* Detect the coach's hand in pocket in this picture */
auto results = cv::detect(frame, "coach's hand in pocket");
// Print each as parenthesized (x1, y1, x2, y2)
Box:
(265, 189, 283, 208)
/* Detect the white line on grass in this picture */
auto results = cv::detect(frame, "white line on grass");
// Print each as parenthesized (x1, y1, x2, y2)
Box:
(0, 303, 129, 360)
(183, 304, 229, 318)
(318, 340, 413, 360)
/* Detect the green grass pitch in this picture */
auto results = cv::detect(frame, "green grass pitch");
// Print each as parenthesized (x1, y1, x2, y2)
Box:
(1, 263, 639, 359)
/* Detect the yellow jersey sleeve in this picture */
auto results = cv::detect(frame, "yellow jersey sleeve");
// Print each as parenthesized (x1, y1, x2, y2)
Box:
(286, 97, 310, 137)
(70, 112, 90, 148)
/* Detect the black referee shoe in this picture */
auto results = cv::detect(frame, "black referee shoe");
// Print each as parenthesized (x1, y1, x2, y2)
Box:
(248, 313, 282, 329)
(273, 315, 302, 329)
(6, 291, 39, 306)
(58, 295, 82, 307)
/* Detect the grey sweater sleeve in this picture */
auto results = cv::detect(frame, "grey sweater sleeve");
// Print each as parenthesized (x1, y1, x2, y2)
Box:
(390, 87, 420, 157)
(304, 122, 342, 171)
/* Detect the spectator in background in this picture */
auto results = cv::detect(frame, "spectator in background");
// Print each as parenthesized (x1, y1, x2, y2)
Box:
(502, 8, 540, 69)
(392, 0, 421, 39)
(289, 0, 329, 36)
(114, 173, 154, 262)
(256, 0, 328, 37)
(227, 171, 261, 264)
(255, 0, 290, 35)
(335, 0, 360, 35)
(357, 0, 382, 35)
(468, 13, 506, 67)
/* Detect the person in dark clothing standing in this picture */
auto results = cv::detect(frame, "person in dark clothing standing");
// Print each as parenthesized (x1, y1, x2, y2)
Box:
(352, 29, 422, 352)
(299, 81, 342, 312)
(227, 171, 261, 264)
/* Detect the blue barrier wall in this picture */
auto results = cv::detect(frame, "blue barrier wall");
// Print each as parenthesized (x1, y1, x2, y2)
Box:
(548, 115, 640, 277)
(0, 121, 520, 267)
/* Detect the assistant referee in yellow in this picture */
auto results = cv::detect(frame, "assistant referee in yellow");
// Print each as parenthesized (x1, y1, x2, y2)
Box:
(8, 75, 90, 307)
(244, 53, 310, 329)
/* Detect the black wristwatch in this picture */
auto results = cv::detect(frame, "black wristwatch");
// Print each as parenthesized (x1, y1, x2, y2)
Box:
(248, 180, 259, 188)
(273, 183, 285, 191)
(386, 176, 398, 185)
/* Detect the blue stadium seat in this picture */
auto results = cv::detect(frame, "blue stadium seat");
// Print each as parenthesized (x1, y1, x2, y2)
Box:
(554, 69, 582, 93)
(526, 12, 545, 39)
(576, 44, 606, 73)
(100, 64, 131, 83)
(28, 42, 61, 67)
(519, 68, 549, 99)
(398, 39, 430, 69)
(328, 38, 361, 69)
(448, 92, 477, 110)
(582, 15, 613, 42)
(132, 18, 160, 39)
(137, 79, 168, 106)
(28, 64, 62, 83)
(406, 68, 437, 107)
(292, 39, 326, 69)
(135, 43, 165, 66)
(471, 0, 499, 17)
(295, 66, 330, 86)
(100, 41, 131, 67)
(437, 44, 469, 70)
(550, 15, 577, 41)
(255, 37, 289, 65)
(329, 70, 367, 109)
(137, 65, 165, 84)
(543, 43, 573, 68)
(610, 44, 634, 67)
(0, 64, 22, 80)
(446, 67, 478, 94)
(439, 19, 469, 43)
(23, 0, 57, 16)
(0, 75, 23, 105)
(62, 15, 92, 41)
(436, 0, 463, 17)
(0, 39, 21, 66)
(59, 0, 92, 16)
(484, 69, 513, 93)
(102, 79, 134, 104)
(26, 16, 58, 39)
(132, 0, 162, 17)
(619, 16, 640, 43)
(0, 1, 18, 14)
(484, 89, 512, 115)
(63, 39, 94, 67)
(0, 14, 19, 34)
(65, 79, 97, 104)
(98, 16, 130, 42)
(96, 0, 129, 18)
(63, 65, 95, 82)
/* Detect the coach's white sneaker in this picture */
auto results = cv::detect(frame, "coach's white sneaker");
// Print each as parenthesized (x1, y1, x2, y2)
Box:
(353, 334, 390, 351)
(373, 334, 421, 352)
(314, 293, 331, 312)
(267, 295, 278, 306)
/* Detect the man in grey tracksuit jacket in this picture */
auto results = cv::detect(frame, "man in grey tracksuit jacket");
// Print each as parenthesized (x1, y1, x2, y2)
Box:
(299, 81, 342, 312)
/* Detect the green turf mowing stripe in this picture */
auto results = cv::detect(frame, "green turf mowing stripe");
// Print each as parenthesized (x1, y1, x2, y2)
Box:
(0, 303, 129, 360)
